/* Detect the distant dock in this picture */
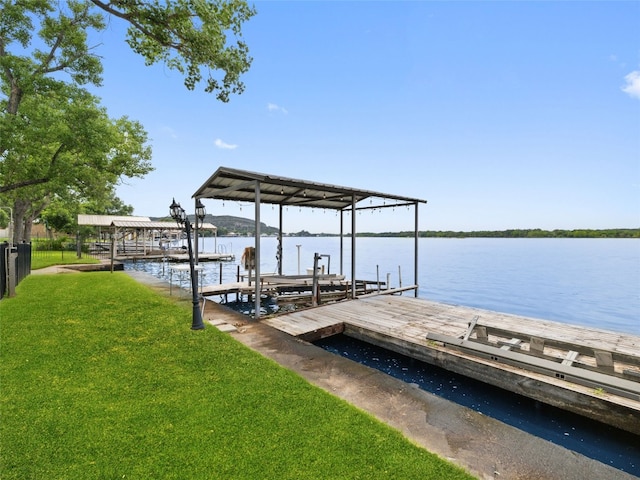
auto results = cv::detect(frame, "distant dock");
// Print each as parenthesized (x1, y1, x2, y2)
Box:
(165, 252, 235, 262)
(262, 294, 640, 436)
(112, 249, 235, 262)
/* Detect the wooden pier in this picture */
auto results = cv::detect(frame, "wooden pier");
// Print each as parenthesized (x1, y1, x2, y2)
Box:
(112, 249, 235, 262)
(200, 274, 389, 304)
(262, 295, 640, 435)
(166, 252, 235, 262)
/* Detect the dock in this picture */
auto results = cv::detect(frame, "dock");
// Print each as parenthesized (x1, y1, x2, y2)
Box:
(200, 274, 396, 304)
(166, 252, 235, 262)
(262, 294, 640, 435)
(112, 250, 235, 262)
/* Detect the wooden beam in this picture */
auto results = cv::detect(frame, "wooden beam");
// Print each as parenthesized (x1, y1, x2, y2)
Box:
(426, 332, 640, 401)
(561, 350, 579, 366)
(462, 315, 480, 341)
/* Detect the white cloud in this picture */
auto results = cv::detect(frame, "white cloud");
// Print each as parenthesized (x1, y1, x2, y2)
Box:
(621, 70, 640, 99)
(161, 126, 178, 139)
(214, 138, 237, 150)
(267, 102, 288, 114)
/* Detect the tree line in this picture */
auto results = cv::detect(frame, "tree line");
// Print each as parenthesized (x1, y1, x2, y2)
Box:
(362, 228, 640, 238)
(1, 1, 255, 244)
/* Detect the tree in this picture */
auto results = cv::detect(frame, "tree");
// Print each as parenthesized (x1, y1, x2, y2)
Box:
(1, 0, 255, 242)
(1, 0, 255, 192)
(0, 83, 153, 243)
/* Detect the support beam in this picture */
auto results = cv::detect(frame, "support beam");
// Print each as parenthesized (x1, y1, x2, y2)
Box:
(278, 204, 284, 275)
(254, 181, 261, 319)
(351, 195, 356, 299)
(414, 201, 419, 297)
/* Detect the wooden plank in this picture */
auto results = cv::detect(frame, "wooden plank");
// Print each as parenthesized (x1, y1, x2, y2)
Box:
(562, 350, 580, 366)
(623, 369, 640, 380)
(499, 338, 522, 351)
(475, 326, 488, 342)
(530, 336, 545, 355)
(462, 315, 480, 341)
(465, 323, 640, 368)
(426, 333, 640, 400)
(594, 350, 614, 368)
(264, 295, 640, 435)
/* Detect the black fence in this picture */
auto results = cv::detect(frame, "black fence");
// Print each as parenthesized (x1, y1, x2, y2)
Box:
(1, 242, 31, 300)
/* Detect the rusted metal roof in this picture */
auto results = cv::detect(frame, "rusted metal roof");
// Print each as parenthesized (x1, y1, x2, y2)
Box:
(192, 166, 426, 210)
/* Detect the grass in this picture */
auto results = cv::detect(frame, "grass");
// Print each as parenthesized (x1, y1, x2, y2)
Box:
(0, 272, 475, 480)
(30, 251, 100, 270)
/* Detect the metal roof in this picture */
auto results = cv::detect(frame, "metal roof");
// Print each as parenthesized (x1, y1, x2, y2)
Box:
(78, 214, 150, 227)
(192, 166, 427, 210)
(110, 220, 182, 229)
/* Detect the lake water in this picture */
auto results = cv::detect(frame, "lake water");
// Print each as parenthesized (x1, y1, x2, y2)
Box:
(124, 236, 640, 473)
(137, 236, 639, 335)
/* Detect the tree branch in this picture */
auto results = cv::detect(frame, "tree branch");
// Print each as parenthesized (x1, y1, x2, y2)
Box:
(0, 177, 50, 194)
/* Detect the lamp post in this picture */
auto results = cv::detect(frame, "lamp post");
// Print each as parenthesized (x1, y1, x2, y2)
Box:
(194, 198, 206, 264)
(170, 198, 206, 330)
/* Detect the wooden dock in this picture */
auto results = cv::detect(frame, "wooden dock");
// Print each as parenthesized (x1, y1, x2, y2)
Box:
(200, 274, 386, 304)
(113, 250, 235, 262)
(166, 252, 235, 262)
(263, 295, 640, 435)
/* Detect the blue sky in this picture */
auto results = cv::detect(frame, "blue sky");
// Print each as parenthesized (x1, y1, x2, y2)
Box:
(93, 1, 638, 233)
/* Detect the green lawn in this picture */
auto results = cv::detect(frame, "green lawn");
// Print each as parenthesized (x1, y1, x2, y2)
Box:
(0, 272, 474, 479)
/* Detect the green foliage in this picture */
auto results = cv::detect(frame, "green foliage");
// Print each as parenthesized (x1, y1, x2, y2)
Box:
(1, 0, 256, 242)
(0, 83, 153, 242)
(115, 0, 257, 100)
(0, 209, 8, 228)
(154, 214, 281, 236)
(372, 229, 640, 239)
(0, 273, 474, 479)
(34, 236, 70, 251)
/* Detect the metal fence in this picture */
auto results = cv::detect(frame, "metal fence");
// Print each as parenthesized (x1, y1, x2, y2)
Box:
(1, 242, 31, 300)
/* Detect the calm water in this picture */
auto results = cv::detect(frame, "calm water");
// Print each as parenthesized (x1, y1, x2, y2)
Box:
(124, 237, 640, 473)
(131, 236, 639, 334)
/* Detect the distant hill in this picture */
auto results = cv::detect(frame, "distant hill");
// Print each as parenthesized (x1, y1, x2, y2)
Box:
(152, 215, 279, 236)
(152, 215, 639, 238)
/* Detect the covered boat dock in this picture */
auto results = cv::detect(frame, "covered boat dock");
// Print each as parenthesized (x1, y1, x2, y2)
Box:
(192, 166, 427, 319)
(77, 214, 218, 260)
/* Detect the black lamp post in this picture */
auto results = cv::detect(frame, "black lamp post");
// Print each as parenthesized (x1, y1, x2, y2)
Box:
(170, 198, 206, 330)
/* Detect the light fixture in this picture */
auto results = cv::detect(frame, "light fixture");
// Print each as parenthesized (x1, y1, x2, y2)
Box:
(195, 198, 206, 226)
(169, 198, 182, 224)
(168, 198, 205, 330)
